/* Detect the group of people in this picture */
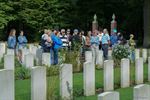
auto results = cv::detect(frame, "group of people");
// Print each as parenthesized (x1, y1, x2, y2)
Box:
(40, 28, 129, 63)
(7, 29, 28, 63)
(40, 29, 62, 65)
(7, 28, 133, 65)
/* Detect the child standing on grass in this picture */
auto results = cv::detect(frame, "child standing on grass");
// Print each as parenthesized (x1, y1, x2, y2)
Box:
(18, 30, 28, 63)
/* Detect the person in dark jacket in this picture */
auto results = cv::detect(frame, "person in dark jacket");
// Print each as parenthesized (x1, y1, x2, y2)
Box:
(41, 29, 52, 52)
(71, 29, 81, 50)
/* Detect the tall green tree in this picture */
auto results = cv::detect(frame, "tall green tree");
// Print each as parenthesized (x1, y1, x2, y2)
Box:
(0, 0, 73, 41)
(0, 0, 147, 44)
(17, 0, 73, 30)
(0, 1, 17, 39)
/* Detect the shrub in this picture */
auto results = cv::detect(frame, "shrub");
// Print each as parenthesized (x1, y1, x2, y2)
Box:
(112, 44, 130, 66)
(59, 48, 82, 72)
(47, 75, 59, 100)
(73, 88, 83, 97)
(0, 56, 4, 69)
(46, 65, 59, 76)
(15, 67, 31, 80)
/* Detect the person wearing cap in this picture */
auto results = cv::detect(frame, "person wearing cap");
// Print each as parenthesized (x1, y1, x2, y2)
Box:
(129, 34, 136, 62)
(59, 29, 68, 49)
(101, 28, 110, 60)
(110, 29, 118, 48)
(71, 29, 81, 50)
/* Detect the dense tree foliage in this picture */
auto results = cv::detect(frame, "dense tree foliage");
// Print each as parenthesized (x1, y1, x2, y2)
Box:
(0, 0, 73, 41)
(0, 0, 146, 44)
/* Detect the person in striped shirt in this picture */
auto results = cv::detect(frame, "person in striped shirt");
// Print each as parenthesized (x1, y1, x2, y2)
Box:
(59, 29, 69, 49)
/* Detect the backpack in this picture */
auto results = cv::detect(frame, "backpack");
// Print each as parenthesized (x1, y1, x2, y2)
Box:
(39, 37, 46, 47)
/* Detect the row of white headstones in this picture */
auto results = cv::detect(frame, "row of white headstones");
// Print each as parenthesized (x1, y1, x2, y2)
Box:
(0, 42, 150, 100)
(0, 43, 51, 70)
(98, 83, 150, 100)
(86, 51, 150, 100)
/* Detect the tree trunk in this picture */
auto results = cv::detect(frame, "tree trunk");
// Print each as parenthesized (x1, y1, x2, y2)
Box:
(143, 0, 150, 47)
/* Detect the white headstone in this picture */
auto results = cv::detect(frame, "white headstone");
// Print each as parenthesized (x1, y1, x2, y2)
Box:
(148, 57, 150, 81)
(108, 50, 112, 60)
(135, 49, 140, 60)
(22, 49, 30, 64)
(85, 51, 93, 62)
(134, 84, 150, 100)
(25, 53, 34, 68)
(142, 49, 147, 63)
(83, 62, 95, 96)
(0, 42, 6, 55)
(96, 50, 103, 67)
(135, 58, 143, 84)
(60, 64, 73, 99)
(104, 60, 114, 91)
(42, 53, 51, 67)
(121, 58, 130, 88)
(148, 49, 150, 57)
(31, 67, 47, 100)
(0, 69, 14, 100)
(30, 46, 38, 58)
(7, 49, 14, 55)
(0, 54, 3, 63)
(4, 54, 14, 70)
(36, 48, 43, 65)
(29, 44, 34, 52)
(98, 91, 119, 100)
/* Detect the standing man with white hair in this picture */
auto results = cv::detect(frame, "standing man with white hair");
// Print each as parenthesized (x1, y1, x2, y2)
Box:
(60, 29, 68, 50)
(101, 28, 110, 60)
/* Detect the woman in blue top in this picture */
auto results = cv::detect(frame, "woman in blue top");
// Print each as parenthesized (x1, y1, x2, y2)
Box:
(90, 30, 100, 64)
(18, 30, 28, 49)
(18, 30, 28, 63)
(7, 29, 17, 49)
(51, 30, 62, 65)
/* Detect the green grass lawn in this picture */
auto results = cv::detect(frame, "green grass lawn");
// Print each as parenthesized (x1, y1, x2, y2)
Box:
(15, 63, 150, 100)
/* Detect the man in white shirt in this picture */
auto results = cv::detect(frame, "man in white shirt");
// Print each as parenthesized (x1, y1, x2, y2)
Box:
(59, 29, 68, 49)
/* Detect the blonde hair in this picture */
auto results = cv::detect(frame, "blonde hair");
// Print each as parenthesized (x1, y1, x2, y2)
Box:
(44, 29, 48, 34)
(47, 29, 52, 33)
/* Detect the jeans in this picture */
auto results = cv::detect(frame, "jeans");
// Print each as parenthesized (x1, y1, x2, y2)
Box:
(102, 44, 109, 60)
(50, 48, 58, 65)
